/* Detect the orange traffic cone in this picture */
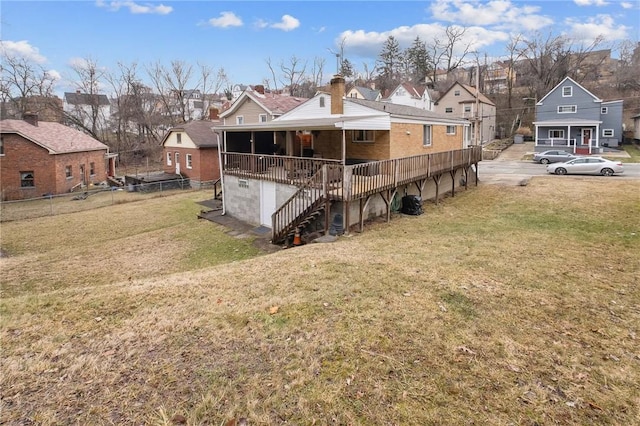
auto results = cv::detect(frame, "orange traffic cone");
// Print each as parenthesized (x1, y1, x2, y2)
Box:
(292, 228, 302, 246)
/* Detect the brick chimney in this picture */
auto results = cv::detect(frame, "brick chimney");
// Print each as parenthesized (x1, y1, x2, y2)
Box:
(23, 112, 39, 126)
(254, 85, 265, 95)
(209, 107, 219, 120)
(330, 74, 345, 115)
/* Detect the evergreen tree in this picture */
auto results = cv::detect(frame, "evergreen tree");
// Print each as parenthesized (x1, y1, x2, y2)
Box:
(405, 37, 431, 84)
(375, 36, 403, 92)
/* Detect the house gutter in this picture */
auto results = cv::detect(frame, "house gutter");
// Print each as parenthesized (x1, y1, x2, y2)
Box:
(215, 131, 226, 215)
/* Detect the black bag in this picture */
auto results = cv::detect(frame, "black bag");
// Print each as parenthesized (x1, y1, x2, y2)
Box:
(401, 195, 423, 215)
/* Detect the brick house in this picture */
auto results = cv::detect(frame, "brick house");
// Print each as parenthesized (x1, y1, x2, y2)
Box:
(161, 120, 221, 187)
(0, 114, 115, 200)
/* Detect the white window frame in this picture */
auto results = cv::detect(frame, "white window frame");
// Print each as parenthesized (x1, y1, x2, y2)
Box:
(65, 165, 72, 179)
(319, 96, 325, 108)
(166, 152, 172, 166)
(562, 86, 572, 97)
(186, 153, 193, 169)
(557, 105, 577, 113)
(602, 129, 614, 137)
(20, 171, 35, 188)
(353, 130, 375, 143)
(446, 125, 456, 135)
(236, 116, 244, 125)
(548, 129, 565, 139)
(454, 90, 460, 96)
(259, 114, 267, 123)
(423, 125, 432, 147)
(445, 107, 453, 113)
(175, 152, 180, 166)
(601, 107, 608, 114)
(176, 133, 182, 144)
(464, 105, 471, 113)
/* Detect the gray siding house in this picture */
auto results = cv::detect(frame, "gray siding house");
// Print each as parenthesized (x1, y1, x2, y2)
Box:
(533, 77, 623, 154)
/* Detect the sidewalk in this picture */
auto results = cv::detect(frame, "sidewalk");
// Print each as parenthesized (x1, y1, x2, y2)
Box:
(493, 142, 630, 161)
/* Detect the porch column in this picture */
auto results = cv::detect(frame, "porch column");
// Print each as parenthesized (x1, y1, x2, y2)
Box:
(595, 124, 600, 154)
(341, 127, 348, 236)
(534, 123, 539, 147)
(568, 125, 574, 153)
(251, 131, 255, 154)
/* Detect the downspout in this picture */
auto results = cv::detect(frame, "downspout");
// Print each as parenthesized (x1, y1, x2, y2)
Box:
(216, 131, 226, 215)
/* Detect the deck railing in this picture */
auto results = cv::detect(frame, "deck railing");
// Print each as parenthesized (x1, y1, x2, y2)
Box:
(222, 153, 341, 184)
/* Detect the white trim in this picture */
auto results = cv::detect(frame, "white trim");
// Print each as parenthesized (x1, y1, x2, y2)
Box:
(602, 128, 614, 137)
(557, 105, 577, 113)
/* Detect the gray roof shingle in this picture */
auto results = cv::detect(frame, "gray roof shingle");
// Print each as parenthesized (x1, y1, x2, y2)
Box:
(1, 119, 109, 153)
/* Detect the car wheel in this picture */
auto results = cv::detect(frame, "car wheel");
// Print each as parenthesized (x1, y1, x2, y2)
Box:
(555, 167, 567, 175)
(540, 158, 550, 164)
(601, 168, 614, 176)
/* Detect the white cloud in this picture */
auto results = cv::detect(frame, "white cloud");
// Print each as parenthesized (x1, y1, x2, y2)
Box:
(0, 40, 47, 63)
(429, 0, 554, 31)
(565, 14, 629, 42)
(208, 11, 243, 28)
(96, 0, 173, 15)
(337, 23, 509, 60)
(620, 2, 635, 8)
(271, 15, 300, 31)
(574, 0, 609, 6)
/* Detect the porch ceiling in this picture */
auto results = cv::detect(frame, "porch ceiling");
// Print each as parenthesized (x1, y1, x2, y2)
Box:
(213, 114, 388, 132)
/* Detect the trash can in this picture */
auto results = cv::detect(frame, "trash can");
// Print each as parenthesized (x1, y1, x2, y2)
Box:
(401, 195, 423, 215)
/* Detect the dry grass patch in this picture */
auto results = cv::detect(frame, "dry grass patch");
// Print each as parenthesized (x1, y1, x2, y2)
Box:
(1, 178, 639, 425)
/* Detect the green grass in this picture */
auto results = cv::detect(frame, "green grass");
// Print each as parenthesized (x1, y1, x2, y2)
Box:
(1, 178, 639, 425)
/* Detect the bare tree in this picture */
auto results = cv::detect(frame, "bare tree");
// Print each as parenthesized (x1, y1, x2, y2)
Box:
(426, 25, 474, 85)
(196, 63, 228, 120)
(0, 51, 59, 120)
(146, 60, 193, 125)
(279, 55, 307, 96)
(67, 57, 110, 139)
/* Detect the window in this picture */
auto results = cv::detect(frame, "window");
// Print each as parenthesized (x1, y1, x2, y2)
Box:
(454, 90, 460, 96)
(446, 126, 456, 135)
(20, 171, 34, 188)
(236, 116, 244, 125)
(601, 107, 608, 114)
(423, 125, 432, 147)
(319, 96, 325, 107)
(602, 129, 614, 137)
(65, 165, 73, 178)
(259, 114, 267, 123)
(176, 133, 182, 144)
(186, 154, 193, 169)
(0, 136, 4, 155)
(167, 152, 172, 166)
(445, 107, 453, 113)
(90, 162, 95, 176)
(464, 105, 471, 113)
(353, 130, 374, 143)
(562, 86, 572, 97)
(557, 105, 577, 113)
(175, 152, 180, 165)
(548, 129, 565, 139)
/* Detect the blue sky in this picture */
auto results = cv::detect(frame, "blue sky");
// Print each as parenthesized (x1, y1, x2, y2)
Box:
(1, 0, 639, 96)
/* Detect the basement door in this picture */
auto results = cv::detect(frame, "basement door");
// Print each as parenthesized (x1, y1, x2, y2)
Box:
(260, 180, 277, 228)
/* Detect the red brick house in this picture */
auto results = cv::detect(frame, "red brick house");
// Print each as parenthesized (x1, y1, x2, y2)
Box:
(0, 114, 116, 200)
(161, 120, 220, 188)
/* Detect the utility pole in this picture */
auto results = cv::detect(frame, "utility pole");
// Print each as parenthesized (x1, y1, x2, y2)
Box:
(474, 61, 480, 146)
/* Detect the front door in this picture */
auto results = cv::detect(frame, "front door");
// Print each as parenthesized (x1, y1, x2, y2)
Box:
(175, 152, 180, 174)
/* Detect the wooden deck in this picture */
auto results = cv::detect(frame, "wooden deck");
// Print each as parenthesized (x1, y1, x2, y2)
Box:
(221, 147, 483, 243)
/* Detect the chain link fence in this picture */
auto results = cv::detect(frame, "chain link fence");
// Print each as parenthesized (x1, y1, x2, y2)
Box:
(1, 178, 221, 222)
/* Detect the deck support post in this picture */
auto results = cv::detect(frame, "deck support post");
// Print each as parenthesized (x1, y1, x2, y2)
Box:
(433, 174, 442, 205)
(450, 170, 456, 197)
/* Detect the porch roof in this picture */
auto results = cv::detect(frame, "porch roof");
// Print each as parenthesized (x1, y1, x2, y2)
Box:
(533, 118, 602, 126)
(212, 115, 388, 132)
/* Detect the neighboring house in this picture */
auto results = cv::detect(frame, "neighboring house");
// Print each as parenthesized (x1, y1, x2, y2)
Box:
(633, 113, 640, 142)
(435, 82, 496, 145)
(63, 90, 111, 132)
(0, 114, 116, 201)
(213, 75, 480, 244)
(483, 61, 516, 94)
(161, 120, 221, 188)
(382, 82, 433, 110)
(219, 86, 307, 127)
(346, 85, 382, 101)
(532, 76, 624, 154)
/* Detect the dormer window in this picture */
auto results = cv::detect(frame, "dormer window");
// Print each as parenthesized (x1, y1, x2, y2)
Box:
(562, 86, 572, 97)
(176, 133, 182, 144)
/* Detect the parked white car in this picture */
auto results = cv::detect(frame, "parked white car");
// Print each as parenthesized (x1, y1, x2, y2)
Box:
(533, 150, 576, 164)
(546, 157, 624, 176)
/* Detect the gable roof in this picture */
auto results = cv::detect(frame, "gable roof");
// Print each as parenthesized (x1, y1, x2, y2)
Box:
(385, 82, 426, 100)
(436, 81, 495, 106)
(0, 119, 109, 154)
(161, 120, 220, 148)
(63, 92, 110, 106)
(350, 86, 382, 101)
(220, 89, 307, 118)
(538, 76, 602, 104)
